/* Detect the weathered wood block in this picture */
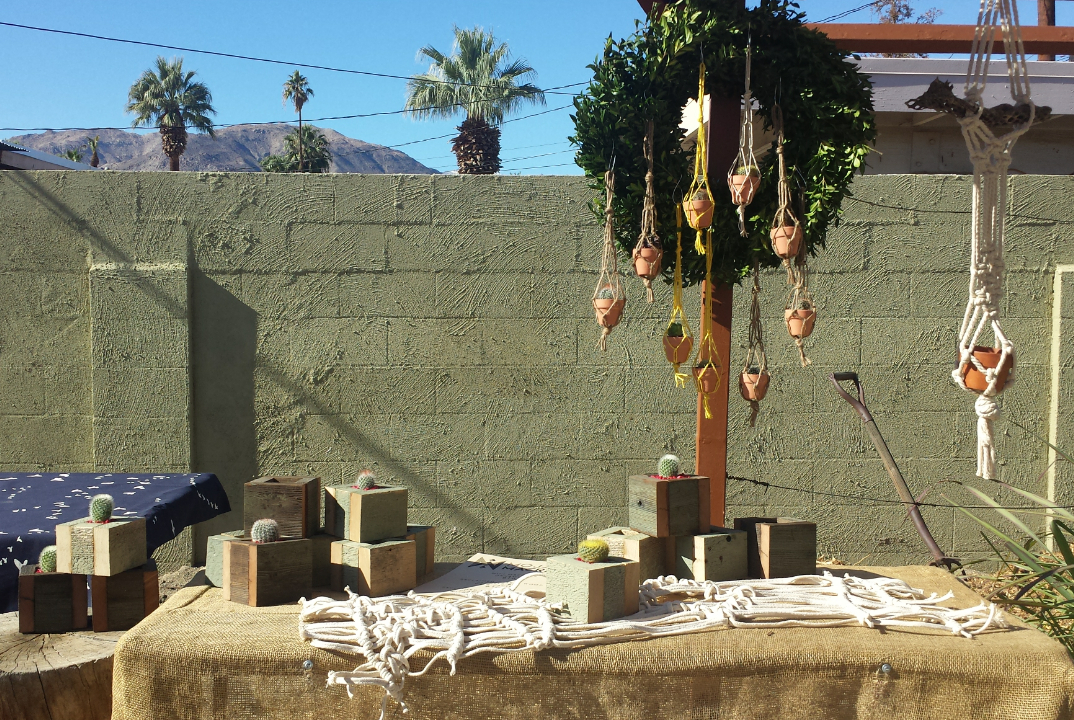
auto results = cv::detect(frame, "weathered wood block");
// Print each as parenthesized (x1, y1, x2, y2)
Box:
(18, 565, 88, 634)
(324, 484, 407, 543)
(243, 476, 320, 539)
(405, 525, 436, 582)
(734, 517, 817, 579)
(56, 516, 147, 576)
(205, 530, 244, 587)
(330, 538, 416, 597)
(628, 474, 710, 538)
(545, 555, 641, 623)
(223, 538, 313, 607)
(587, 527, 667, 581)
(310, 531, 339, 588)
(671, 527, 748, 582)
(90, 560, 159, 632)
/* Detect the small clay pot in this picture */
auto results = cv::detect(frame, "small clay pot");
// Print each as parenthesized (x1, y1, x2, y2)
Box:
(785, 307, 816, 339)
(693, 365, 720, 394)
(633, 245, 662, 280)
(729, 174, 760, 206)
(771, 224, 803, 259)
(739, 370, 770, 401)
(663, 334, 693, 364)
(593, 297, 625, 328)
(683, 193, 714, 230)
(960, 346, 1014, 393)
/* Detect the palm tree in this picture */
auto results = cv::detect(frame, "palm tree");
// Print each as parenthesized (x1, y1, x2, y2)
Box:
(85, 135, 101, 167)
(259, 125, 331, 173)
(282, 71, 314, 172)
(60, 148, 84, 163)
(126, 56, 216, 171)
(406, 26, 544, 174)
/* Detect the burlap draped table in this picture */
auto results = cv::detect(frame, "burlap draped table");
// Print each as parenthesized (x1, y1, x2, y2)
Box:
(111, 566, 1074, 720)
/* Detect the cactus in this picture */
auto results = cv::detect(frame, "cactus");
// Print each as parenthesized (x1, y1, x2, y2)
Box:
(89, 494, 114, 523)
(39, 545, 57, 573)
(353, 470, 377, 491)
(577, 538, 610, 564)
(596, 287, 615, 300)
(666, 322, 684, 338)
(657, 453, 681, 478)
(251, 518, 280, 544)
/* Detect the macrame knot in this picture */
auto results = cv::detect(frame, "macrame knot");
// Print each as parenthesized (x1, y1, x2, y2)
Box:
(974, 393, 999, 480)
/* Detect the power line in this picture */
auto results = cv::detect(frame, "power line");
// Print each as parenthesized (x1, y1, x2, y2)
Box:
(414, 140, 571, 163)
(816, 2, 878, 23)
(500, 161, 577, 172)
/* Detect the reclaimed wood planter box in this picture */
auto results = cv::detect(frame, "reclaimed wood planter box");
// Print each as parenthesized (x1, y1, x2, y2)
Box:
(330, 538, 417, 597)
(734, 517, 817, 579)
(206, 530, 245, 587)
(90, 560, 159, 632)
(628, 474, 710, 538)
(244, 476, 320, 539)
(405, 525, 436, 583)
(545, 555, 640, 623)
(18, 565, 88, 634)
(587, 527, 667, 582)
(672, 527, 748, 582)
(223, 538, 313, 607)
(325, 484, 408, 543)
(56, 516, 147, 576)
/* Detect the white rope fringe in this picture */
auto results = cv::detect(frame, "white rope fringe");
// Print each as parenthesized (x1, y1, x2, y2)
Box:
(300, 572, 1004, 719)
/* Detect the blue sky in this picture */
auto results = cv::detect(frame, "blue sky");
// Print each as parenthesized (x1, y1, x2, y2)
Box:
(0, 1, 1068, 174)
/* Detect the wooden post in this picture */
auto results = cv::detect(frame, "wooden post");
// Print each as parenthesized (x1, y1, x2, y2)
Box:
(697, 281, 733, 527)
(1039, 0, 1056, 61)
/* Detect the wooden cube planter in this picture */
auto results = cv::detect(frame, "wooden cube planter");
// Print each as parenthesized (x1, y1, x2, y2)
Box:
(244, 476, 320, 539)
(587, 527, 667, 582)
(734, 517, 817, 579)
(206, 530, 244, 587)
(405, 525, 436, 583)
(90, 560, 159, 632)
(56, 516, 147, 576)
(672, 527, 747, 582)
(18, 565, 88, 634)
(325, 484, 407, 543)
(223, 538, 313, 607)
(330, 539, 416, 597)
(545, 555, 640, 623)
(628, 474, 710, 538)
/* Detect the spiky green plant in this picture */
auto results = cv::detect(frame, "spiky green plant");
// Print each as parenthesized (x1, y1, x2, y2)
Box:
(39, 545, 57, 573)
(596, 287, 615, 300)
(282, 70, 313, 172)
(251, 519, 280, 544)
(126, 56, 216, 170)
(354, 470, 377, 491)
(89, 494, 114, 523)
(666, 322, 684, 338)
(657, 454, 681, 478)
(578, 538, 609, 563)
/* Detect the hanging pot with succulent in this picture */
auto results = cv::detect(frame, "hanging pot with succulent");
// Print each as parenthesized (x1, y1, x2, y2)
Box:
(662, 206, 695, 387)
(727, 44, 760, 237)
(739, 263, 770, 426)
(633, 120, 664, 303)
(769, 104, 803, 263)
(593, 168, 627, 350)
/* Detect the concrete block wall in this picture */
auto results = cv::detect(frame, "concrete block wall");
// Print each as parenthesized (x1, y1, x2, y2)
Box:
(0, 170, 1071, 569)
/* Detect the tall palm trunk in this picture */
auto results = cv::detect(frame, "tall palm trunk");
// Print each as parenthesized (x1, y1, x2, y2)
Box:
(160, 124, 188, 171)
(451, 116, 501, 174)
(298, 109, 304, 173)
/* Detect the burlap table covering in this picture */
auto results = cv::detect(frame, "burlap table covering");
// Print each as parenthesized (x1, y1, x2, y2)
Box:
(112, 566, 1074, 720)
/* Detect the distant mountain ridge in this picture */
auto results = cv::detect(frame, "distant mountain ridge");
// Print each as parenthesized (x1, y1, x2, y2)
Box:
(4, 124, 437, 174)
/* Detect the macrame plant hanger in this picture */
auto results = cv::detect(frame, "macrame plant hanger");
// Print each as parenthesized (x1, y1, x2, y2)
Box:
(770, 103, 803, 278)
(740, 262, 769, 425)
(633, 120, 663, 303)
(727, 43, 760, 237)
(593, 167, 627, 351)
(683, 61, 715, 254)
(663, 206, 695, 387)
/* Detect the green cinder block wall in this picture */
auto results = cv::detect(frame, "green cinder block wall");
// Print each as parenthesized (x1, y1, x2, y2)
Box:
(1, 170, 1072, 570)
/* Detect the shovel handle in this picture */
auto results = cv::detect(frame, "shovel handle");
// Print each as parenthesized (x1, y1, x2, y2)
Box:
(829, 372, 872, 422)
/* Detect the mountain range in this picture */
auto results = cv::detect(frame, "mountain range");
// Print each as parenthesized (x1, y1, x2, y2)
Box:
(3, 124, 438, 174)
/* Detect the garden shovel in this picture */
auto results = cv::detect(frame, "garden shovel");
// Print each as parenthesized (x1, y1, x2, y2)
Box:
(829, 372, 960, 570)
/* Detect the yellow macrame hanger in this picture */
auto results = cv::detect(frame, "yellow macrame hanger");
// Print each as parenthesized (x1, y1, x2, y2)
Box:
(692, 227, 722, 419)
(683, 61, 714, 255)
(663, 206, 695, 387)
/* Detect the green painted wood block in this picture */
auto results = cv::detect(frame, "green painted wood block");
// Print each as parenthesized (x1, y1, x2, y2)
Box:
(627, 474, 709, 538)
(587, 527, 667, 581)
(734, 517, 817, 579)
(325, 484, 407, 543)
(55, 516, 147, 576)
(545, 554, 640, 623)
(673, 527, 747, 582)
(405, 525, 435, 582)
(206, 530, 244, 587)
(330, 538, 416, 597)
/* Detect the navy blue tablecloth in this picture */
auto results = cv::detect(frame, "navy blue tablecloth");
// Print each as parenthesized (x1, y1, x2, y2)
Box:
(0, 472, 230, 613)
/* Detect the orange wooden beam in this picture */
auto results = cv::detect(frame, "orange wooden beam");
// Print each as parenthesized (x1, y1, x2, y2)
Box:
(808, 23, 1074, 55)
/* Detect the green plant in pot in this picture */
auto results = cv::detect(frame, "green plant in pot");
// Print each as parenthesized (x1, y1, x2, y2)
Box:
(785, 300, 816, 339)
(663, 321, 693, 364)
(739, 366, 771, 401)
(593, 285, 625, 329)
(693, 360, 720, 394)
(683, 187, 714, 230)
(729, 164, 760, 206)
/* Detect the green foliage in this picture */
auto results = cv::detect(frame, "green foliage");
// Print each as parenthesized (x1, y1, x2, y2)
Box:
(39, 545, 57, 573)
(251, 518, 280, 544)
(60, 148, 84, 163)
(570, 0, 875, 287)
(578, 538, 610, 563)
(259, 125, 331, 173)
(596, 287, 616, 300)
(126, 56, 215, 136)
(89, 494, 114, 523)
(282, 70, 313, 116)
(85, 135, 101, 166)
(658, 453, 681, 478)
(666, 321, 684, 337)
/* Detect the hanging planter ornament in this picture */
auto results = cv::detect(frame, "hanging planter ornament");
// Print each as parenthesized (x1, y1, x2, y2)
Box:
(727, 44, 760, 237)
(784, 256, 816, 368)
(683, 61, 715, 254)
(664, 206, 695, 387)
(740, 262, 770, 426)
(633, 120, 664, 303)
(770, 104, 803, 273)
(693, 226, 723, 418)
(593, 168, 627, 351)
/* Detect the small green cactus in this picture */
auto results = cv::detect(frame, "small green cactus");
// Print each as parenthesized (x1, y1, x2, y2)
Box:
(353, 470, 376, 491)
(666, 322, 684, 338)
(39, 545, 57, 573)
(89, 494, 114, 523)
(577, 538, 610, 564)
(251, 519, 280, 544)
(657, 453, 681, 478)
(596, 287, 615, 300)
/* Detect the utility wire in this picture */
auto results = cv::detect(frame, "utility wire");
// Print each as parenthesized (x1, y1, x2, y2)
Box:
(500, 161, 577, 172)
(816, 2, 879, 23)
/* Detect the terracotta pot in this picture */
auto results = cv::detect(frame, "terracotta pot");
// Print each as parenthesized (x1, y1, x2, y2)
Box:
(663, 334, 693, 364)
(593, 297, 625, 328)
(739, 370, 771, 401)
(960, 345, 1014, 393)
(633, 246, 662, 280)
(693, 365, 720, 394)
(785, 307, 816, 339)
(683, 194, 714, 229)
(728, 174, 760, 206)
(770, 224, 803, 259)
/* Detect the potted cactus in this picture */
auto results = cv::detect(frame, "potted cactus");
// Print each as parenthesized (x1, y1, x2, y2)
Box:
(654, 453, 687, 479)
(771, 222, 802, 259)
(785, 301, 816, 339)
(632, 241, 662, 281)
(251, 518, 280, 544)
(693, 362, 720, 394)
(682, 187, 714, 229)
(37, 545, 57, 574)
(89, 493, 114, 523)
(352, 470, 378, 490)
(663, 322, 693, 364)
(593, 285, 625, 328)
(739, 367, 771, 401)
(577, 538, 610, 563)
(959, 346, 1014, 393)
(728, 164, 760, 206)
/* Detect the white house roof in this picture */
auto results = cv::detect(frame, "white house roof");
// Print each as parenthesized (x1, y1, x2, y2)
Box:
(0, 141, 100, 171)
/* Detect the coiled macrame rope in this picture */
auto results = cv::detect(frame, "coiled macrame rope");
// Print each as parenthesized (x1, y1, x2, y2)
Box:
(300, 572, 1003, 719)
